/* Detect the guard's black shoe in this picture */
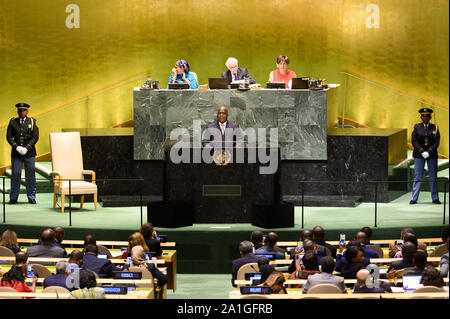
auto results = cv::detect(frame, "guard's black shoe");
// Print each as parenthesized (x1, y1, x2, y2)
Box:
(8, 199, 17, 204)
(28, 199, 36, 204)
(433, 199, 442, 204)
(409, 200, 417, 205)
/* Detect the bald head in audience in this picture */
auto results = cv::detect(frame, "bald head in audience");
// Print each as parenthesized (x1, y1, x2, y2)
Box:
(356, 269, 371, 287)
(68, 249, 84, 266)
(54, 226, 65, 244)
(300, 229, 313, 241)
(355, 231, 368, 245)
(41, 228, 56, 245)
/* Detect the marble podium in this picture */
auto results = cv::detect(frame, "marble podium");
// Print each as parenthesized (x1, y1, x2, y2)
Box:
(133, 88, 329, 161)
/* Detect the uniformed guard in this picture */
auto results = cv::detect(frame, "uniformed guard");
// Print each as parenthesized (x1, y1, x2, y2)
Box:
(410, 107, 441, 204)
(6, 103, 39, 204)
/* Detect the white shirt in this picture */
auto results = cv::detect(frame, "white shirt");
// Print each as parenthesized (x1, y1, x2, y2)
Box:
(219, 121, 227, 134)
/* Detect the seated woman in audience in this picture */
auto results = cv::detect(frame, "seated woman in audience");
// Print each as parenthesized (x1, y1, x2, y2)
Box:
(258, 270, 287, 294)
(0, 252, 37, 293)
(0, 229, 21, 254)
(336, 240, 370, 272)
(268, 55, 297, 88)
(418, 265, 449, 292)
(70, 268, 105, 299)
(140, 222, 162, 257)
(120, 232, 150, 259)
(291, 252, 320, 280)
(122, 245, 168, 287)
(167, 59, 199, 89)
(339, 246, 364, 279)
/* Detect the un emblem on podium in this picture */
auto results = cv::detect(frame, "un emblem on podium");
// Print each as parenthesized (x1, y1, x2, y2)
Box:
(213, 150, 231, 166)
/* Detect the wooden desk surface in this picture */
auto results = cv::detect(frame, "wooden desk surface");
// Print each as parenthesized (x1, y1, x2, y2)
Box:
(269, 256, 441, 265)
(277, 238, 442, 247)
(17, 238, 176, 248)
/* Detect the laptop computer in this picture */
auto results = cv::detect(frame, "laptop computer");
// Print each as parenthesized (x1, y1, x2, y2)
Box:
(402, 275, 422, 291)
(208, 78, 228, 89)
(266, 82, 285, 89)
(168, 82, 189, 90)
(291, 77, 310, 89)
(244, 272, 262, 281)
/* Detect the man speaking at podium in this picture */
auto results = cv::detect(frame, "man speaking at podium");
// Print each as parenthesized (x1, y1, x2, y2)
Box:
(203, 106, 244, 149)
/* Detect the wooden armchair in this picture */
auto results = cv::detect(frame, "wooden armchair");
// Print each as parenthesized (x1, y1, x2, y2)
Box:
(49, 132, 98, 213)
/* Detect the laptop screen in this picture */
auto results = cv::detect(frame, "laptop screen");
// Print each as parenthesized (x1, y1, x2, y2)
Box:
(255, 253, 276, 260)
(402, 275, 422, 291)
(245, 273, 262, 281)
(240, 286, 271, 294)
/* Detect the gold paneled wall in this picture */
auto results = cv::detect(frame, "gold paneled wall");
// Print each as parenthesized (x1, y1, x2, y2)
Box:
(0, 0, 448, 167)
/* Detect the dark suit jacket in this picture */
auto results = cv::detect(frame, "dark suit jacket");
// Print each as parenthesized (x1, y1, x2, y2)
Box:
(315, 240, 337, 258)
(412, 122, 440, 158)
(43, 273, 72, 290)
(221, 68, 256, 85)
(340, 262, 364, 279)
(361, 245, 379, 259)
(387, 256, 414, 272)
(203, 120, 244, 148)
(353, 285, 386, 293)
(145, 238, 163, 257)
(231, 253, 260, 286)
(81, 253, 122, 278)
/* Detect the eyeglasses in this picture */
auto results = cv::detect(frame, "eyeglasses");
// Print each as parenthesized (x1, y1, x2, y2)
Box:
(421, 114, 431, 117)
(228, 65, 238, 69)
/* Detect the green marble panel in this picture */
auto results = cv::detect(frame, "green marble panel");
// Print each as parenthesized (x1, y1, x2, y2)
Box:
(133, 89, 328, 160)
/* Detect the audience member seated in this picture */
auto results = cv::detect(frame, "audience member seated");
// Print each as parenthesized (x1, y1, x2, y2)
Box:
(418, 265, 449, 292)
(302, 256, 346, 293)
(440, 253, 449, 278)
(231, 240, 260, 287)
(69, 268, 105, 299)
(360, 226, 380, 247)
(389, 227, 427, 258)
(0, 252, 37, 292)
(259, 271, 287, 294)
(312, 226, 337, 258)
(288, 229, 326, 258)
(353, 269, 386, 293)
(122, 245, 168, 287)
(37, 226, 66, 251)
(257, 256, 270, 269)
(140, 222, 163, 257)
(339, 246, 365, 279)
(387, 241, 416, 273)
(336, 240, 370, 272)
(432, 227, 449, 257)
(290, 252, 320, 281)
(252, 264, 276, 285)
(394, 232, 425, 258)
(43, 260, 72, 290)
(355, 231, 379, 259)
(26, 228, 67, 258)
(82, 244, 122, 278)
(0, 229, 21, 254)
(250, 230, 264, 250)
(68, 249, 84, 271)
(255, 232, 285, 259)
(288, 239, 322, 273)
(403, 250, 428, 276)
(121, 232, 150, 259)
(81, 234, 97, 253)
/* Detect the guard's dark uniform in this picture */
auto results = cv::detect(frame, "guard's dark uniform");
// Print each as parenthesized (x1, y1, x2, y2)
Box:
(410, 107, 440, 204)
(6, 103, 39, 203)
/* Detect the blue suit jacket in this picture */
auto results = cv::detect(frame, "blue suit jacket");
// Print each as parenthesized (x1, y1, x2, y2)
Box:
(81, 254, 122, 278)
(43, 273, 72, 290)
(361, 245, 380, 259)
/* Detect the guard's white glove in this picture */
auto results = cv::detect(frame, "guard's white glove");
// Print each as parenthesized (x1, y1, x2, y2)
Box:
(16, 146, 28, 155)
(421, 151, 430, 159)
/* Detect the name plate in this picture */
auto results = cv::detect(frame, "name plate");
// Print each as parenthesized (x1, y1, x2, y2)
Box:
(202, 185, 242, 197)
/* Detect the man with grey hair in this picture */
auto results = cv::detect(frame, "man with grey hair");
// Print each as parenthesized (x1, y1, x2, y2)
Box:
(231, 240, 260, 287)
(43, 260, 72, 290)
(221, 57, 255, 85)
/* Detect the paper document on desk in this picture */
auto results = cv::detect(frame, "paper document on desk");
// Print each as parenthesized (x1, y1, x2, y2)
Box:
(110, 251, 123, 257)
